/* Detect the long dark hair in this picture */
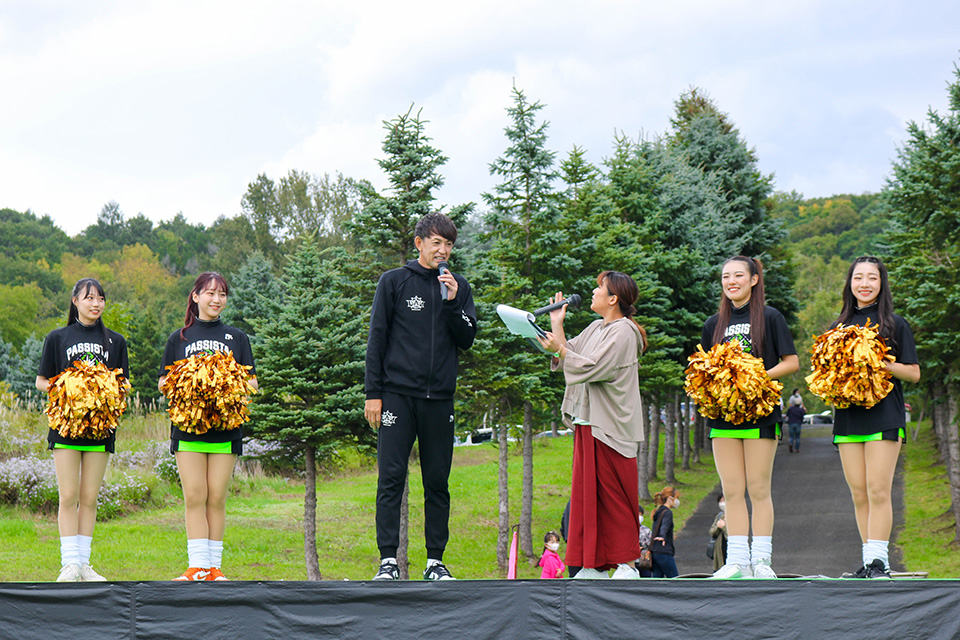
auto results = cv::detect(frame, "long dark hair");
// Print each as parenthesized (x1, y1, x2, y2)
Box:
(68, 278, 110, 353)
(712, 256, 766, 358)
(181, 272, 230, 340)
(598, 270, 648, 354)
(831, 256, 896, 346)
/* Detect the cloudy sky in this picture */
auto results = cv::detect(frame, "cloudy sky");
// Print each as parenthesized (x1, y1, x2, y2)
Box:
(1, 0, 958, 235)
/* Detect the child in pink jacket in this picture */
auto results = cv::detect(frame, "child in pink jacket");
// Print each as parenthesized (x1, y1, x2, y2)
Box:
(539, 531, 566, 579)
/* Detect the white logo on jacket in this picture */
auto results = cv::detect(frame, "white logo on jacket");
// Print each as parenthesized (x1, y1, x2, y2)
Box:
(406, 296, 425, 312)
(461, 311, 472, 327)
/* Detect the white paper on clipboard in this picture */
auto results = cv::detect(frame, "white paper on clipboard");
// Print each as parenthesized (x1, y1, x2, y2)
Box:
(496, 304, 551, 352)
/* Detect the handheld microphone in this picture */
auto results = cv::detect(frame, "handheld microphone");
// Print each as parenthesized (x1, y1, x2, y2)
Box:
(532, 294, 581, 316)
(438, 260, 450, 300)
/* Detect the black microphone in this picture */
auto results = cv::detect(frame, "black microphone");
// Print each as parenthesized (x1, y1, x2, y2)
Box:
(532, 294, 581, 316)
(438, 260, 450, 300)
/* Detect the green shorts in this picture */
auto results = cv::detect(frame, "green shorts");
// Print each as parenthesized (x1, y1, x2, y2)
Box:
(173, 440, 237, 454)
(710, 424, 781, 440)
(52, 443, 108, 452)
(834, 428, 905, 444)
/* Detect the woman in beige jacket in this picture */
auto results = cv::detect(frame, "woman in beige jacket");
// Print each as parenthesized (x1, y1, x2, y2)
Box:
(539, 271, 647, 579)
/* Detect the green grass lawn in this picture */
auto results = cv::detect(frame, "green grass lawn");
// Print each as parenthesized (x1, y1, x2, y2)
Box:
(0, 424, 719, 582)
(899, 422, 960, 578)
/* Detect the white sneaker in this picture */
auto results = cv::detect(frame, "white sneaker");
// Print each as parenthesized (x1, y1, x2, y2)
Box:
(57, 564, 82, 582)
(79, 564, 107, 582)
(709, 563, 753, 579)
(573, 567, 609, 579)
(610, 563, 640, 579)
(423, 562, 455, 581)
(751, 559, 778, 579)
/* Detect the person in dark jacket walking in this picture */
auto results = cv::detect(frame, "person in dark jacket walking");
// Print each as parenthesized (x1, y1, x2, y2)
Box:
(365, 213, 478, 581)
(786, 399, 806, 453)
(650, 486, 680, 578)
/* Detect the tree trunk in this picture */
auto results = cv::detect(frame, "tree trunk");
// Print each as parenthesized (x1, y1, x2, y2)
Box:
(945, 385, 960, 544)
(933, 381, 949, 464)
(697, 411, 709, 453)
(520, 401, 535, 560)
(638, 395, 652, 501)
(303, 445, 322, 580)
(664, 400, 677, 484)
(551, 405, 559, 437)
(496, 401, 511, 575)
(692, 403, 702, 463)
(911, 395, 927, 443)
(680, 393, 691, 470)
(647, 397, 660, 480)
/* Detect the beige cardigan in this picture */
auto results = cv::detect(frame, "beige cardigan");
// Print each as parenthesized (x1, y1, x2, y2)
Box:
(551, 317, 645, 458)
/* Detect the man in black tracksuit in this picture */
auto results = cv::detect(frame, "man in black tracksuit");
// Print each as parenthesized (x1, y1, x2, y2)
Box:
(365, 213, 478, 581)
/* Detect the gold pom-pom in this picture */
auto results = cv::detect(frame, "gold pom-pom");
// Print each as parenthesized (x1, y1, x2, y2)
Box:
(161, 350, 256, 434)
(684, 341, 783, 425)
(805, 320, 894, 409)
(46, 360, 130, 440)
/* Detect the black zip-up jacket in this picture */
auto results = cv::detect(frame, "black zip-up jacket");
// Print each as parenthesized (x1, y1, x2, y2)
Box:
(365, 260, 477, 400)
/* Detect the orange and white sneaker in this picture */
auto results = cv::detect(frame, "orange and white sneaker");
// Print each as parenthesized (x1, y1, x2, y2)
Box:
(205, 567, 229, 581)
(173, 567, 209, 581)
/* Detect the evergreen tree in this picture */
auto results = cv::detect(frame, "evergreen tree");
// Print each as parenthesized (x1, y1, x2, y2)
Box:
(668, 89, 796, 323)
(221, 251, 280, 340)
(885, 61, 960, 542)
(249, 239, 372, 579)
(7, 336, 44, 407)
(474, 85, 567, 562)
(350, 106, 472, 266)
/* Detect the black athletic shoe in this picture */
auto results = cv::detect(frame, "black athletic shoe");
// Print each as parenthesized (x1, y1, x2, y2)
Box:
(372, 560, 400, 581)
(865, 559, 892, 579)
(840, 564, 868, 579)
(423, 562, 455, 581)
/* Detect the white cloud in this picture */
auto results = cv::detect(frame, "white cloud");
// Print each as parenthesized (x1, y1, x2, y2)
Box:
(1, 0, 959, 234)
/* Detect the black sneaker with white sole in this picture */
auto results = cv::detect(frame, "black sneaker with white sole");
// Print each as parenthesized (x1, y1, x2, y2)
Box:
(865, 559, 892, 579)
(372, 560, 400, 581)
(423, 562, 455, 580)
(840, 564, 868, 579)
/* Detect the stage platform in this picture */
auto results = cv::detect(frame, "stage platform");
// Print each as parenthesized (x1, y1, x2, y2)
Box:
(1, 578, 954, 639)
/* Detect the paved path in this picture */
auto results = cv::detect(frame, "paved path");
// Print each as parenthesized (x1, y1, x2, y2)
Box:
(672, 426, 904, 577)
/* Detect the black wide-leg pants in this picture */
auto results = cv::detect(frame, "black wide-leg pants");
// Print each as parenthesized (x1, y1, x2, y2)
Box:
(375, 391, 455, 560)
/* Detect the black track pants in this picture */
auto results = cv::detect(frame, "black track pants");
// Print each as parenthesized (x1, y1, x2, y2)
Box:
(375, 391, 455, 560)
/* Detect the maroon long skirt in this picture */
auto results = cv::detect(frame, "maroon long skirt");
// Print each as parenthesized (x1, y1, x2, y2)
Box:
(565, 425, 641, 571)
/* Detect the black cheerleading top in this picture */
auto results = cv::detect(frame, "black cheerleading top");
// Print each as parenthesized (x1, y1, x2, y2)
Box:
(832, 303, 918, 437)
(700, 303, 797, 430)
(159, 318, 256, 445)
(37, 320, 130, 452)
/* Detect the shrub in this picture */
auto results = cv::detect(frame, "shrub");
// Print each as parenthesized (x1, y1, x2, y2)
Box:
(0, 457, 58, 513)
(0, 456, 152, 518)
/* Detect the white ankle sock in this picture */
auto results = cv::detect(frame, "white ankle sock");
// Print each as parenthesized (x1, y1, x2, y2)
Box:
(60, 536, 81, 567)
(187, 538, 211, 569)
(209, 540, 224, 568)
(426, 558, 442, 568)
(751, 536, 773, 564)
(727, 535, 750, 566)
(381, 556, 398, 565)
(77, 535, 93, 565)
(865, 539, 889, 568)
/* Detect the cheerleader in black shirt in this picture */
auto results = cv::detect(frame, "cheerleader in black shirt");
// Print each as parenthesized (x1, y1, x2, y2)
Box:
(831, 257, 919, 579)
(159, 272, 257, 581)
(36, 278, 129, 582)
(702, 257, 799, 579)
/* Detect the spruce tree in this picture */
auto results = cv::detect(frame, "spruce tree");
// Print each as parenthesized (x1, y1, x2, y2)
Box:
(351, 106, 472, 266)
(249, 239, 372, 579)
(885, 61, 960, 543)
